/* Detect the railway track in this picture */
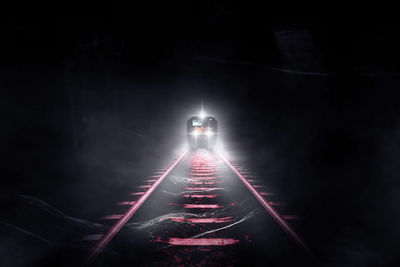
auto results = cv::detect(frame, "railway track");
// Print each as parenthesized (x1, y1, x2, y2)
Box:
(82, 149, 312, 266)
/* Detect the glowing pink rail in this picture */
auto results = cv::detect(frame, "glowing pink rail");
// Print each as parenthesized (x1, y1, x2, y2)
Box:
(85, 151, 187, 264)
(216, 151, 312, 254)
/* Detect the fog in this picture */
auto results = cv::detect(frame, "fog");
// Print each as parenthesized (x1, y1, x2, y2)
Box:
(2, 2, 400, 266)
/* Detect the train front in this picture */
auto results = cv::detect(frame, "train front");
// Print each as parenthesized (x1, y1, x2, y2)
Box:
(187, 115, 217, 149)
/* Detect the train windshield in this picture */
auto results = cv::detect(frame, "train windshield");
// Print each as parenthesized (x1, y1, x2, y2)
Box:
(192, 119, 202, 126)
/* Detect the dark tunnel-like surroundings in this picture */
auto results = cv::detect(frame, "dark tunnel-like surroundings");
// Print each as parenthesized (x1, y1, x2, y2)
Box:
(2, 2, 400, 266)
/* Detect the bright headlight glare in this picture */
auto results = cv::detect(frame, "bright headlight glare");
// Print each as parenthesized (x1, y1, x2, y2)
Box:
(206, 131, 214, 136)
(192, 130, 198, 137)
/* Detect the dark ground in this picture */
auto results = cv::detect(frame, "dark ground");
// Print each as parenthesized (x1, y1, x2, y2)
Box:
(1, 2, 400, 266)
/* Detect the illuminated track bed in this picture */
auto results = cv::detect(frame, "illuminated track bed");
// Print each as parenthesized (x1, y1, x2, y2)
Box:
(83, 149, 312, 266)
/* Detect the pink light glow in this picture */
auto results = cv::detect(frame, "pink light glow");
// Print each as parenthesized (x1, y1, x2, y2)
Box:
(183, 194, 217, 198)
(170, 217, 232, 223)
(102, 214, 123, 220)
(189, 172, 217, 176)
(168, 238, 239, 246)
(190, 176, 220, 180)
(184, 187, 220, 191)
(184, 204, 222, 209)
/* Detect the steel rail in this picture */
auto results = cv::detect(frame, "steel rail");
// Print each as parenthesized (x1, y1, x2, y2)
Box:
(216, 151, 312, 254)
(85, 150, 188, 264)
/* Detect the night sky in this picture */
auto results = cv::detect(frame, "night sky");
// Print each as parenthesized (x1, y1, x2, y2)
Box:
(2, 2, 400, 266)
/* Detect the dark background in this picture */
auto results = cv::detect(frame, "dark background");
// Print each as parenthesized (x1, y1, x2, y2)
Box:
(1, 2, 400, 266)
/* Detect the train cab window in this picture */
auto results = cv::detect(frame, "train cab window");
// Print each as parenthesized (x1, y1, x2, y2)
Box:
(192, 119, 202, 126)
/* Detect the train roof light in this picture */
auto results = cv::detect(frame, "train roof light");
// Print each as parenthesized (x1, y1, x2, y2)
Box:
(199, 110, 206, 119)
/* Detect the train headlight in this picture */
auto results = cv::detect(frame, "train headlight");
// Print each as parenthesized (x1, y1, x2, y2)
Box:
(191, 131, 198, 138)
(206, 131, 214, 137)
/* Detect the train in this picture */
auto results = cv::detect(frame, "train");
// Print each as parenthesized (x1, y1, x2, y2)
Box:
(187, 115, 217, 149)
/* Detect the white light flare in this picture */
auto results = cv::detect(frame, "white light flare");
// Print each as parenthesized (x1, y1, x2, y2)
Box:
(206, 130, 214, 137)
(214, 141, 226, 157)
(177, 143, 189, 154)
(199, 109, 206, 119)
